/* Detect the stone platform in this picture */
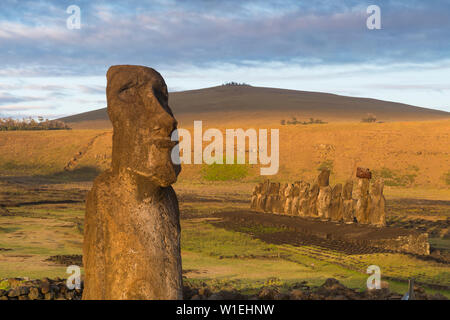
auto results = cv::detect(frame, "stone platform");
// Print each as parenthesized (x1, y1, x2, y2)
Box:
(215, 210, 430, 256)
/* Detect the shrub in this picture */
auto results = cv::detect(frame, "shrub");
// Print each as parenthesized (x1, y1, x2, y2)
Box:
(0, 117, 71, 131)
(202, 157, 249, 181)
(361, 113, 377, 123)
(317, 159, 334, 172)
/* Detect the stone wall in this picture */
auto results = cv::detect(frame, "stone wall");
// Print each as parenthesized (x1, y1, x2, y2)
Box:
(250, 168, 386, 227)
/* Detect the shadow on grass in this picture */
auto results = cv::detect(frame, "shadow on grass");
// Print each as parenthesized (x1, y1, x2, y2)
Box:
(0, 166, 102, 184)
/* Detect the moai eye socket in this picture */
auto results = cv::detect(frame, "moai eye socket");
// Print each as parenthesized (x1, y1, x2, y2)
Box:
(118, 83, 136, 102)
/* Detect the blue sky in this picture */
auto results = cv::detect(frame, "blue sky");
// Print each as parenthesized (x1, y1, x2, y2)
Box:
(0, 0, 449, 118)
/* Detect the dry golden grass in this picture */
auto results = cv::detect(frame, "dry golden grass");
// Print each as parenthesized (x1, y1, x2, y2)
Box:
(1, 120, 449, 193)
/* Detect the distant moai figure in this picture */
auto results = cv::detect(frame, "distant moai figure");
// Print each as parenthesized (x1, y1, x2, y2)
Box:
(257, 180, 270, 211)
(83, 65, 182, 300)
(291, 182, 301, 215)
(342, 180, 355, 223)
(265, 182, 279, 213)
(283, 184, 294, 215)
(317, 170, 332, 220)
(298, 182, 310, 217)
(308, 183, 320, 218)
(330, 183, 343, 222)
(271, 183, 280, 213)
(250, 184, 261, 210)
(276, 183, 287, 214)
(355, 167, 371, 224)
(368, 179, 386, 227)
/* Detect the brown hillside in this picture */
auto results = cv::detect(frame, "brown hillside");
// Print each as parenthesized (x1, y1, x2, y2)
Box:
(59, 85, 449, 129)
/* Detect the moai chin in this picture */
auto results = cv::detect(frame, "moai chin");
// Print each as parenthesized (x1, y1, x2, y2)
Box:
(83, 65, 182, 300)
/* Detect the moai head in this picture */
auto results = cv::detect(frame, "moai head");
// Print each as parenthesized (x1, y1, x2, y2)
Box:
(370, 179, 384, 196)
(106, 65, 180, 187)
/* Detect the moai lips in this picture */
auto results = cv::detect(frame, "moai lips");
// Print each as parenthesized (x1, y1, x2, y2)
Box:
(83, 65, 183, 300)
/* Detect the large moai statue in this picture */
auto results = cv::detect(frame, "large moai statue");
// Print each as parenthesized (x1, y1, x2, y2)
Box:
(308, 183, 320, 218)
(290, 182, 301, 215)
(283, 184, 294, 215)
(354, 168, 371, 224)
(298, 182, 310, 217)
(83, 65, 182, 300)
(330, 183, 343, 222)
(342, 180, 355, 223)
(317, 170, 332, 220)
(368, 179, 386, 227)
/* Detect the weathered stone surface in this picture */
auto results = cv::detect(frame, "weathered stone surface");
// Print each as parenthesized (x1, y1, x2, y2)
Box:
(330, 184, 343, 222)
(368, 179, 386, 227)
(83, 65, 182, 300)
(317, 169, 331, 187)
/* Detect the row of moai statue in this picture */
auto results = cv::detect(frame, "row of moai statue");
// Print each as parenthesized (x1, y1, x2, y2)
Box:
(250, 168, 386, 227)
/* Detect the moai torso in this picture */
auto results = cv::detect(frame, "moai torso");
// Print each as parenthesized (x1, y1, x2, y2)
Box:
(83, 65, 182, 300)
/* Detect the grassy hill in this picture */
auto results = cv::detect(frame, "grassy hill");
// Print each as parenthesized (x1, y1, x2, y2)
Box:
(59, 85, 450, 129)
